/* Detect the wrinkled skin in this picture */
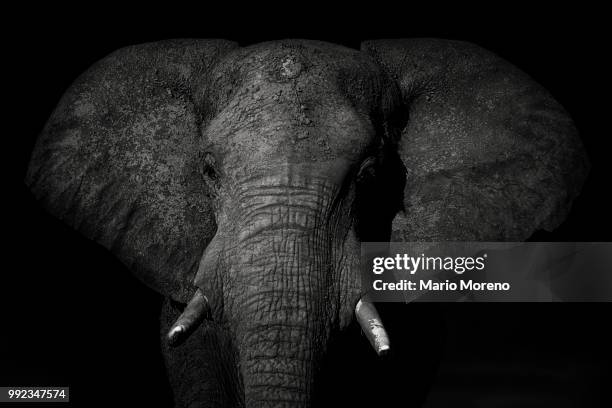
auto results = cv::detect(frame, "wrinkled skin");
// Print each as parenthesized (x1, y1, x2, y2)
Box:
(164, 42, 406, 406)
(26, 39, 588, 407)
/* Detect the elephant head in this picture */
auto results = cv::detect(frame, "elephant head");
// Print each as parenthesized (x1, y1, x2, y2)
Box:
(26, 38, 588, 407)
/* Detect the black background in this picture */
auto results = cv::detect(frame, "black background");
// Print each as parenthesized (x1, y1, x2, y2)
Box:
(3, 5, 611, 407)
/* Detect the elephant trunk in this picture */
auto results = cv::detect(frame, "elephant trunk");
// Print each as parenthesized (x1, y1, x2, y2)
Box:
(225, 175, 349, 407)
(238, 265, 322, 407)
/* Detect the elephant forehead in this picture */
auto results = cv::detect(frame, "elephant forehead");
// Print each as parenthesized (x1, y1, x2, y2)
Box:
(278, 54, 303, 80)
(201, 41, 384, 168)
(204, 98, 376, 173)
(207, 40, 385, 108)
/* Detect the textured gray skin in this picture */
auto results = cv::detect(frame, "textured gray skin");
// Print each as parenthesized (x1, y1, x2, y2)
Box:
(26, 39, 588, 407)
(26, 39, 238, 303)
(362, 39, 589, 241)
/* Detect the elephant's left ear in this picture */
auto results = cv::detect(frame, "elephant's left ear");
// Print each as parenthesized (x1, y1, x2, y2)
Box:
(362, 39, 589, 241)
(26, 39, 238, 303)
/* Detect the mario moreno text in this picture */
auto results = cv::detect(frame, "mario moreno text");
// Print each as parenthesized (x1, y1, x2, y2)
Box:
(372, 279, 511, 291)
(370, 253, 511, 292)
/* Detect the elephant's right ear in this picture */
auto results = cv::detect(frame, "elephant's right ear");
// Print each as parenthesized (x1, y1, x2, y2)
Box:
(362, 39, 589, 241)
(26, 39, 238, 303)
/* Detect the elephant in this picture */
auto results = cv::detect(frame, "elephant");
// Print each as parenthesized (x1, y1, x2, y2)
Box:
(25, 38, 588, 407)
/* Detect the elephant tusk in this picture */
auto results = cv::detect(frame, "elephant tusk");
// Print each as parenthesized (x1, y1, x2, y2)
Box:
(355, 299, 390, 356)
(167, 288, 210, 347)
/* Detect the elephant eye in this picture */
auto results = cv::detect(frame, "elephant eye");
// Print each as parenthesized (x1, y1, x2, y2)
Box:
(356, 156, 377, 182)
(200, 151, 219, 182)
